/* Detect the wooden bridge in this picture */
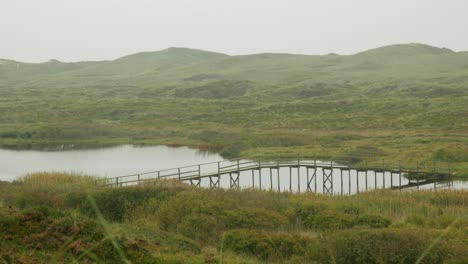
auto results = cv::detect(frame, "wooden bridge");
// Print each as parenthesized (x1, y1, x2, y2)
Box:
(98, 159, 454, 195)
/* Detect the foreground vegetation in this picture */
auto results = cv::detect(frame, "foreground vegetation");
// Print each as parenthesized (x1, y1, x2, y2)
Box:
(1, 43, 468, 177)
(0, 173, 467, 263)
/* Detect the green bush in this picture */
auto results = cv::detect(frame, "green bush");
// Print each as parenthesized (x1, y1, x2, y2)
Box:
(174, 80, 251, 99)
(66, 185, 180, 222)
(337, 204, 363, 215)
(293, 200, 328, 221)
(221, 229, 310, 261)
(316, 229, 448, 264)
(155, 190, 290, 242)
(0, 206, 157, 263)
(223, 207, 289, 229)
(305, 210, 355, 230)
(177, 214, 225, 243)
(354, 214, 391, 228)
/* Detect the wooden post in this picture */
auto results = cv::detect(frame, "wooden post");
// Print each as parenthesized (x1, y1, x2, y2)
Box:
(315, 168, 317, 193)
(391, 172, 393, 188)
(298, 163, 301, 193)
(383, 171, 386, 189)
(416, 162, 420, 190)
(259, 168, 262, 190)
(137, 174, 141, 185)
(289, 167, 292, 192)
(277, 168, 280, 192)
(116, 177, 119, 188)
(331, 161, 334, 194)
(348, 170, 351, 195)
(399, 172, 402, 191)
(365, 170, 368, 191)
(340, 169, 343, 195)
(322, 168, 325, 194)
(375, 171, 377, 189)
(330, 160, 333, 195)
(270, 168, 273, 191)
(178, 168, 181, 180)
(356, 170, 360, 194)
(251, 170, 255, 189)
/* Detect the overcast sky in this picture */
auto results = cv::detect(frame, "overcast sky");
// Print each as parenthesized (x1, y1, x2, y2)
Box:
(1, 0, 467, 62)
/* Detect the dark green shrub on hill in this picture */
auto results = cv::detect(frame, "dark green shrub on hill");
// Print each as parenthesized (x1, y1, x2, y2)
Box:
(296, 83, 334, 98)
(174, 80, 251, 99)
(305, 210, 355, 230)
(354, 214, 391, 228)
(221, 229, 310, 261)
(223, 207, 289, 229)
(220, 144, 243, 158)
(155, 191, 289, 242)
(292, 200, 356, 230)
(316, 229, 449, 264)
(433, 148, 468, 162)
(0, 206, 156, 263)
(66, 184, 184, 222)
(176, 214, 225, 243)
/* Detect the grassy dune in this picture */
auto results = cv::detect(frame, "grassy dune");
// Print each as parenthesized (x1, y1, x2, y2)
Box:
(0, 173, 467, 263)
(1, 44, 467, 177)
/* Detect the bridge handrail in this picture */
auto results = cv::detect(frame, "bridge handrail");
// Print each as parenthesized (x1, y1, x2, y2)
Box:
(97, 157, 453, 187)
(99, 159, 349, 186)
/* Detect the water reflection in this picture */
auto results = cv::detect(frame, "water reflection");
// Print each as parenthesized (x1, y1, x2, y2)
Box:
(0, 145, 222, 181)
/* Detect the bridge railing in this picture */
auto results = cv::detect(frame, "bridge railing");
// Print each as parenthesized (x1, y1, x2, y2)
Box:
(98, 158, 353, 187)
(97, 157, 453, 188)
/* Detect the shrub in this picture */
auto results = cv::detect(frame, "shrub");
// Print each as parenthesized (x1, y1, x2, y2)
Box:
(0, 206, 157, 263)
(223, 207, 289, 229)
(354, 214, 391, 228)
(66, 184, 182, 222)
(174, 80, 251, 99)
(177, 214, 225, 243)
(316, 229, 448, 264)
(293, 200, 328, 222)
(305, 210, 355, 230)
(221, 229, 310, 261)
(154, 190, 290, 242)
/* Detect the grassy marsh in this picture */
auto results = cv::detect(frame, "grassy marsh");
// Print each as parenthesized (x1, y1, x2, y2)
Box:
(0, 173, 467, 263)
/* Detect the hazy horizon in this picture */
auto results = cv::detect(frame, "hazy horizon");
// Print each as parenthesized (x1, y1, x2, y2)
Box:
(1, 0, 468, 63)
(0, 42, 464, 64)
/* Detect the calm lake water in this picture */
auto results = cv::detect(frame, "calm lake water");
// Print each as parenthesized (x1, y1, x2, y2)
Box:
(0, 145, 466, 194)
(0, 145, 222, 181)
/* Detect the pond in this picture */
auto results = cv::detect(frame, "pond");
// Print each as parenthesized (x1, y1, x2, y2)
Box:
(0, 145, 466, 194)
(0, 145, 221, 181)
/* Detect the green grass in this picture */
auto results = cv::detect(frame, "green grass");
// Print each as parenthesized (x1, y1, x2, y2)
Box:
(0, 173, 467, 263)
(1, 43, 468, 178)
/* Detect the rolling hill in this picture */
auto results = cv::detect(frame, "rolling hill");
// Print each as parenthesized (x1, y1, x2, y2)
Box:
(1, 43, 467, 176)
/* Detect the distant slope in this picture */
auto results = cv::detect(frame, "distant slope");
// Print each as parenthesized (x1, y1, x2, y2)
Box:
(71, 47, 229, 76)
(0, 59, 103, 83)
(1, 43, 467, 88)
(354, 43, 454, 57)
